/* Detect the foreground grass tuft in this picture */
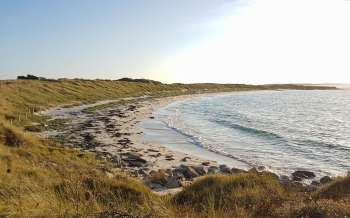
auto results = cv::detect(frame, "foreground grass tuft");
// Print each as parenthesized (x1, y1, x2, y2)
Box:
(0, 121, 165, 217)
(314, 175, 350, 200)
(172, 173, 287, 217)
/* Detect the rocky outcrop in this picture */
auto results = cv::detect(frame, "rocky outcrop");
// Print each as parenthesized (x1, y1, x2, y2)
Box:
(178, 165, 200, 179)
(292, 170, 316, 181)
(320, 176, 332, 184)
(122, 152, 148, 167)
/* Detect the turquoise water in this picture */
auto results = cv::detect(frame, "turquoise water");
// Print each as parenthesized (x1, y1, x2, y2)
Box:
(144, 90, 350, 177)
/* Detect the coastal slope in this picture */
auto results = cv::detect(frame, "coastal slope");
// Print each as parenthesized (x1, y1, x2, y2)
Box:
(1, 79, 349, 218)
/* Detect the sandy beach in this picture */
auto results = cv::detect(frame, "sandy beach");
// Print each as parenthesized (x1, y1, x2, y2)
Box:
(38, 93, 240, 193)
(38, 92, 331, 194)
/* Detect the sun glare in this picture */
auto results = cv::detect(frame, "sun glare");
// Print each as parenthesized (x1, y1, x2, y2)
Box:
(152, 0, 350, 84)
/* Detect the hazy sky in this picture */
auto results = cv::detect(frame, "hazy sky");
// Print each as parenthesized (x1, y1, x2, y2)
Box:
(1, 0, 350, 84)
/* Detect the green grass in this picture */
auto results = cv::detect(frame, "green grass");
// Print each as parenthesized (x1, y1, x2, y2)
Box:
(0, 79, 343, 217)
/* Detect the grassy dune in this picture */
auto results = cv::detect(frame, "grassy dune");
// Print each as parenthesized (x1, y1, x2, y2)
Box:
(0, 79, 348, 218)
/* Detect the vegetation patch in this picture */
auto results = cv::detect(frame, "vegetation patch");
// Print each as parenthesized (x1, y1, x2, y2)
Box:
(314, 175, 350, 200)
(0, 79, 341, 217)
(172, 173, 287, 217)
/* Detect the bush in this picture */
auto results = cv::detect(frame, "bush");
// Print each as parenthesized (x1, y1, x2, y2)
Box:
(1, 126, 25, 147)
(172, 173, 287, 217)
(314, 175, 350, 200)
(273, 199, 350, 218)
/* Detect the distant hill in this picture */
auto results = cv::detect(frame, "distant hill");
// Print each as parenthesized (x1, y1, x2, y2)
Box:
(117, 77, 163, 84)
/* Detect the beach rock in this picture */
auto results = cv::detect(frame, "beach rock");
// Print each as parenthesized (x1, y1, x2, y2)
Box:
(149, 153, 161, 158)
(122, 152, 145, 161)
(192, 166, 207, 176)
(147, 148, 159, 152)
(182, 157, 191, 162)
(146, 170, 168, 186)
(137, 169, 148, 176)
(178, 165, 199, 179)
(122, 152, 147, 167)
(171, 168, 185, 179)
(257, 166, 266, 171)
(320, 176, 332, 184)
(165, 176, 180, 188)
(292, 170, 316, 181)
(219, 165, 231, 174)
(165, 155, 175, 161)
(201, 161, 210, 166)
(147, 182, 164, 190)
(208, 166, 220, 174)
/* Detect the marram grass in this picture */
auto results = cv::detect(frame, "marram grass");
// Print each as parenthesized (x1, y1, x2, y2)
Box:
(0, 79, 347, 218)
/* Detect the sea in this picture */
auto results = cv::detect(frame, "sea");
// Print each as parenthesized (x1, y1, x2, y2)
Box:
(141, 90, 350, 178)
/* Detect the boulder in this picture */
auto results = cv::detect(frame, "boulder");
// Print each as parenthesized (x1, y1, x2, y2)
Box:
(192, 166, 207, 176)
(201, 161, 211, 166)
(146, 182, 164, 190)
(219, 165, 231, 174)
(257, 166, 266, 171)
(178, 165, 199, 179)
(122, 152, 147, 167)
(122, 152, 146, 163)
(320, 176, 332, 184)
(137, 169, 148, 176)
(172, 169, 185, 180)
(165, 176, 180, 188)
(165, 156, 175, 161)
(181, 157, 190, 162)
(208, 166, 220, 174)
(292, 170, 316, 181)
(147, 148, 159, 152)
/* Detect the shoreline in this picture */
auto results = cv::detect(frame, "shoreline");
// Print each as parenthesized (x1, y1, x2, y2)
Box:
(37, 92, 333, 193)
(38, 93, 236, 192)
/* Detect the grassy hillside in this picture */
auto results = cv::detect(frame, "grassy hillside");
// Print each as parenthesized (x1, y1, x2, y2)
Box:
(1, 79, 347, 218)
(0, 79, 335, 126)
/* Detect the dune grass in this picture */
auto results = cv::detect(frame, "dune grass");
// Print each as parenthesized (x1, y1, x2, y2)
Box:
(314, 175, 350, 200)
(0, 79, 345, 217)
(0, 121, 166, 217)
(171, 173, 288, 217)
(168, 173, 350, 218)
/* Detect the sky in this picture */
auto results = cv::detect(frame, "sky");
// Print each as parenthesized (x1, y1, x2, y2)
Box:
(1, 0, 350, 84)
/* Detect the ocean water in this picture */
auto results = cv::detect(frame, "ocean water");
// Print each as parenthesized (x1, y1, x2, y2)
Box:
(142, 90, 350, 178)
